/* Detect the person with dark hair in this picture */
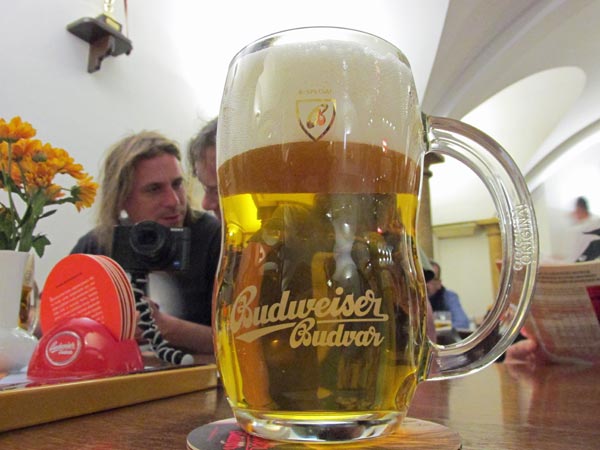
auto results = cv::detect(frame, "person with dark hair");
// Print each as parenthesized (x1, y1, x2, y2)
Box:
(188, 117, 220, 221)
(570, 196, 600, 262)
(426, 260, 471, 330)
(71, 131, 221, 356)
(573, 196, 591, 222)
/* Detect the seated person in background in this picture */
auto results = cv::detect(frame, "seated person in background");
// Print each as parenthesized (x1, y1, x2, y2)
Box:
(571, 196, 600, 262)
(572, 195, 596, 224)
(188, 117, 220, 221)
(71, 131, 221, 356)
(426, 260, 471, 330)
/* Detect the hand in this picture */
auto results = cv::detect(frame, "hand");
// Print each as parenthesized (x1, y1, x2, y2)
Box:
(504, 338, 550, 365)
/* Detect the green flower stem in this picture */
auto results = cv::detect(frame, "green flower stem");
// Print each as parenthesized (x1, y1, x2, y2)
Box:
(17, 190, 46, 253)
(0, 141, 46, 255)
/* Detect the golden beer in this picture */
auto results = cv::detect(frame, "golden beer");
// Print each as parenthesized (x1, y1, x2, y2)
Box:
(214, 141, 430, 436)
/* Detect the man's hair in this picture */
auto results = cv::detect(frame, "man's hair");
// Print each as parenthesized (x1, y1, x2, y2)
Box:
(96, 131, 188, 252)
(188, 117, 217, 176)
(576, 196, 589, 212)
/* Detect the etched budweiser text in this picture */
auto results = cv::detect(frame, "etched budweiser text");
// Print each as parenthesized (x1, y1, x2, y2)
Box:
(231, 286, 389, 347)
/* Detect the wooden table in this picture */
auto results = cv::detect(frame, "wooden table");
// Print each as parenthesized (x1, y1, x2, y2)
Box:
(1, 363, 599, 449)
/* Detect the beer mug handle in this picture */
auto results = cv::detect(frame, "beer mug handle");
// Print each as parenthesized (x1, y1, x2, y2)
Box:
(423, 115, 538, 380)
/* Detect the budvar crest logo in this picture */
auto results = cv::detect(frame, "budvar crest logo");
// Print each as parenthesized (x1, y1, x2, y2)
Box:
(296, 98, 336, 141)
(231, 285, 388, 349)
(45, 331, 82, 367)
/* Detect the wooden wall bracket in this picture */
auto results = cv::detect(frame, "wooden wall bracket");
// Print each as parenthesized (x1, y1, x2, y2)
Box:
(67, 15, 132, 73)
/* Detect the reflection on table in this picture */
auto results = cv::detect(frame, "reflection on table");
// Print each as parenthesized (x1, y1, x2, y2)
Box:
(1, 363, 599, 449)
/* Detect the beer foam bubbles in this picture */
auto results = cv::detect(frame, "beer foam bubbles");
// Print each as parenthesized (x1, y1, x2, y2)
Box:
(219, 32, 424, 162)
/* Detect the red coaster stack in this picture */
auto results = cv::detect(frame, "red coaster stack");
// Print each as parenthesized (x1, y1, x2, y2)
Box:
(41, 254, 136, 341)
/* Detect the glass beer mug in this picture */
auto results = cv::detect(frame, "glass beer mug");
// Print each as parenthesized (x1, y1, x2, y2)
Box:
(214, 27, 538, 443)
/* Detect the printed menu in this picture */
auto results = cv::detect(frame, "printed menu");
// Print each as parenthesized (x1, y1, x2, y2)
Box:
(524, 259, 600, 364)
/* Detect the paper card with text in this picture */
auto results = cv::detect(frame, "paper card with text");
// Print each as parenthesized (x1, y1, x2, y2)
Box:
(41, 254, 135, 341)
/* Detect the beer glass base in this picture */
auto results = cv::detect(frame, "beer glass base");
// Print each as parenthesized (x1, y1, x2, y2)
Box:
(233, 409, 404, 443)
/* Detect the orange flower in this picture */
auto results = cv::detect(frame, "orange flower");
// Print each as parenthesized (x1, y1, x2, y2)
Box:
(10, 138, 41, 161)
(44, 184, 64, 202)
(23, 160, 58, 189)
(1, 115, 97, 256)
(2, 139, 44, 186)
(0, 116, 36, 142)
(0, 141, 8, 171)
(72, 175, 99, 211)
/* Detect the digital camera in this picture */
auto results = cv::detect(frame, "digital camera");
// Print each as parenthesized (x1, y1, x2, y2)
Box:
(112, 221, 191, 273)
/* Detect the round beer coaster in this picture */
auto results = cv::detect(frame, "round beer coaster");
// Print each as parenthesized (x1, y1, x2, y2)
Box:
(41, 254, 124, 341)
(186, 418, 461, 450)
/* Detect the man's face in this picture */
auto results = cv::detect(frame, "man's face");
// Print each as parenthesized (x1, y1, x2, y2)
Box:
(426, 264, 442, 298)
(123, 153, 187, 227)
(194, 146, 220, 221)
(574, 205, 588, 221)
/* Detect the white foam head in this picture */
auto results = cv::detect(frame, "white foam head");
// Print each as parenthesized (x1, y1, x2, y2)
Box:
(218, 27, 423, 164)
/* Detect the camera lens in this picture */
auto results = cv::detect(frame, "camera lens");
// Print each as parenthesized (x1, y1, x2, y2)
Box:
(129, 221, 175, 267)
(137, 228, 158, 246)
